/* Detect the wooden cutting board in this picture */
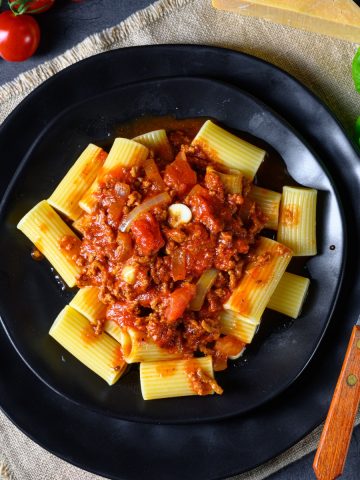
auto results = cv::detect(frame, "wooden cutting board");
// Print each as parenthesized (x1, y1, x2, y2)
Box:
(212, 0, 360, 42)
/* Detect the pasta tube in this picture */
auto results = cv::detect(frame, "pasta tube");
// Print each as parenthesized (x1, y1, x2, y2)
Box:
(224, 236, 292, 323)
(133, 129, 173, 162)
(69, 286, 106, 323)
(104, 319, 123, 344)
(248, 185, 281, 230)
(267, 272, 310, 319)
(277, 186, 317, 256)
(192, 120, 265, 179)
(140, 356, 219, 400)
(17, 200, 81, 287)
(79, 138, 149, 213)
(118, 327, 181, 363)
(220, 310, 259, 344)
(49, 306, 126, 385)
(48, 144, 107, 221)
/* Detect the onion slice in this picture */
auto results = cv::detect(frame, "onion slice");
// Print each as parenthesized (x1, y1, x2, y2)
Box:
(119, 192, 171, 232)
(190, 268, 218, 311)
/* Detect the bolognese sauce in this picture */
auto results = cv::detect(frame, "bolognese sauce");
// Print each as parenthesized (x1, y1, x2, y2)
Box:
(60, 124, 268, 376)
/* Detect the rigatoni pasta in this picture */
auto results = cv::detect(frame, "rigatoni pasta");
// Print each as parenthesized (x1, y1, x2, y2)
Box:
(267, 272, 310, 319)
(48, 144, 107, 221)
(192, 120, 265, 179)
(248, 185, 281, 230)
(140, 356, 220, 400)
(18, 119, 316, 400)
(219, 310, 259, 344)
(133, 129, 173, 162)
(79, 138, 149, 213)
(119, 328, 182, 363)
(277, 186, 317, 256)
(17, 200, 81, 287)
(49, 306, 126, 385)
(70, 286, 107, 323)
(224, 236, 293, 323)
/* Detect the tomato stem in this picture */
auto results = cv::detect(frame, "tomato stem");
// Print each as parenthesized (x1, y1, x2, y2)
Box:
(8, 0, 49, 15)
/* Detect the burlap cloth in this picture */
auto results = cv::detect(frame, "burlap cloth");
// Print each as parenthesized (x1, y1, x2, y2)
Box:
(0, 0, 360, 479)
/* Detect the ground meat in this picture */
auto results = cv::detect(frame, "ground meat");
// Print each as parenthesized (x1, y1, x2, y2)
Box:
(186, 366, 223, 395)
(204, 170, 225, 202)
(74, 128, 268, 363)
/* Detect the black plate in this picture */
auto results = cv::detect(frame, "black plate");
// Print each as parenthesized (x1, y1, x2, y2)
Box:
(0, 76, 344, 423)
(0, 45, 359, 479)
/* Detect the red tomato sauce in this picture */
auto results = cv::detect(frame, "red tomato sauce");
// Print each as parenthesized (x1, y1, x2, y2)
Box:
(71, 123, 269, 369)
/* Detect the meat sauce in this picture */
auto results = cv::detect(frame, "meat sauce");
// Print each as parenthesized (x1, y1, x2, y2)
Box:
(60, 118, 289, 380)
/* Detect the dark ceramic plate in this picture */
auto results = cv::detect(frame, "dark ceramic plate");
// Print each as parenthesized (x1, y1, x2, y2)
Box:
(0, 45, 359, 479)
(0, 76, 344, 423)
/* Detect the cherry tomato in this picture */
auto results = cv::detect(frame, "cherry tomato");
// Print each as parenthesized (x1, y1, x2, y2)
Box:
(0, 11, 40, 62)
(10, 0, 55, 15)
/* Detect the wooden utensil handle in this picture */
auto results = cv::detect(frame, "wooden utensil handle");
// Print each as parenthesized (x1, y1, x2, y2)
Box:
(313, 325, 360, 480)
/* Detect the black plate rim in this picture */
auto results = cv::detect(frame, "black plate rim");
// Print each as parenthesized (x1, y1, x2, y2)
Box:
(0, 44, 359, 480)
(1, 45, 359, 162)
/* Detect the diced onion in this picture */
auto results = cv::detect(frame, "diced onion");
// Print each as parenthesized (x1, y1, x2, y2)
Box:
(119, 192, 171, 232)
(190, 269, 218, 311)
(121, 265, 137, 284)
(206, 167, 243, 194)
(168, 203, 192, 227)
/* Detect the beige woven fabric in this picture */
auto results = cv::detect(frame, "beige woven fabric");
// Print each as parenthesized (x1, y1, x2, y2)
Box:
(0, 0, 359, 479)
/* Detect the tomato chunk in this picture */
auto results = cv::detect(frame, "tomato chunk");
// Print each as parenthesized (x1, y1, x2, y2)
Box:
(213, 335, 246, 371)
(164, 151, 197, 196)
(187, 185, 224, 234)
(166, 283, 196, 322)
(131, 213, 165, 256)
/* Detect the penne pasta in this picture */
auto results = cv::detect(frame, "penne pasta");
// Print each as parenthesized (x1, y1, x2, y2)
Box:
(267, 271, 310, 319)
(277, 186, 317, 256)
(48, 144, 107, 221)
(140, 356, 218, 400)
(79, 138, 149, 213)
(224, 236, 292, 323)
(118, 327, 182, 363)
(69, 286, 106, 323)
(248, 185, 281, 230)
(133, 129, 173, 162)
(17, 200, 81, 287)
(219, 310, 259, 344)
(49, 306, 126, 385)
(192, 120, 265, 179)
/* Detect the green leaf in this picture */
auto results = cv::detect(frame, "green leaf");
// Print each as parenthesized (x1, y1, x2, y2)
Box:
(352, 48, 360, 93)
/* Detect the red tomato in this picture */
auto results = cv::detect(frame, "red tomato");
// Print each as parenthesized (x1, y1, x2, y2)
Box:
(166, 284, 196, 322)
(10, 0, 55, 14)
(131, 213, 165, 256)
(0, 11, 40, 62)
(164, 151, 197, 196)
